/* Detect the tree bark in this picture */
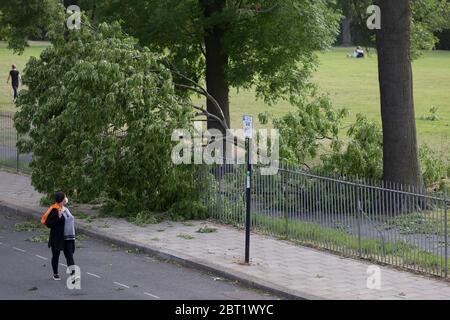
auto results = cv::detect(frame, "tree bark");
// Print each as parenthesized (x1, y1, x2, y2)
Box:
(375, 0, 423, 187)
(341, 17, 352, 46)
(63, 0, 78, 8)
(200, 0, 230, 133)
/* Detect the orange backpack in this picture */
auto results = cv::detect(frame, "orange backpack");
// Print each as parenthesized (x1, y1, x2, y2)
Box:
(41, 203, 61, 225)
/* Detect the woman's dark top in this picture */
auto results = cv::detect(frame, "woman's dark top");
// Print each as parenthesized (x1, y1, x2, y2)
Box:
(46, 208, 66, 251)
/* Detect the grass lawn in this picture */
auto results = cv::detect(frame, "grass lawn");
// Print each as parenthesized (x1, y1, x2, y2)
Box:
(1, 43, 449, 152)
(313, 48, 450, 153)
(227, 48, 450, 153)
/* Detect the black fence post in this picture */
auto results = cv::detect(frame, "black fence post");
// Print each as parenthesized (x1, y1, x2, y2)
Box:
(356, 178, 362, 258)
(245, 137, 252, 264)
(285, 165, 289, 240)
(16, 131, 19, 173)
(445, 189, 448, 278)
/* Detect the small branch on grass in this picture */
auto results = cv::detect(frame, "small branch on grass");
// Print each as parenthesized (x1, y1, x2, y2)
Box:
(316, 135, 333, 141)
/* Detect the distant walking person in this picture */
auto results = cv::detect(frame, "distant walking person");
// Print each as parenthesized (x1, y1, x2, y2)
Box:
(41, 191, 77, 281)
(6, 64, 21, 102)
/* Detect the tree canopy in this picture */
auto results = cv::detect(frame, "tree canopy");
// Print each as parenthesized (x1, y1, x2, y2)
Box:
(79, 0, 341, 129)
(0, 0, 61, 52)
(14, 19, 205, 217)
(3, 0, 449, 190)
(335, 0, 450, 57)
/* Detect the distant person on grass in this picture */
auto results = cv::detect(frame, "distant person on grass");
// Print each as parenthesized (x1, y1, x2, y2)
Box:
(6, 64, 21, 102)
(348, 46, 365, 59)
(42, 191, 78, 281)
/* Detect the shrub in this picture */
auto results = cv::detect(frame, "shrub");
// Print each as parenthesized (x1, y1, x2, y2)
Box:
(270, 91, 347, 165)
(169, 200, 208, 220)
(320, 114, 383, 179)
(420, 106, 441, 121)
(419, 145, 449, 190)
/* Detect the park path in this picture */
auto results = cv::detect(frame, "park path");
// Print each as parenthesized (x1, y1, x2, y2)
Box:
(1, 170, 450, 300)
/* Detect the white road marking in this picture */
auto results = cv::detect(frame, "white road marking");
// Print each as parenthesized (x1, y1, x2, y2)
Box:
(87, 272, 101, 279)
(144, 292, 160, 299)
(4, 228, 163, 300)
(113, 282, 130, 289)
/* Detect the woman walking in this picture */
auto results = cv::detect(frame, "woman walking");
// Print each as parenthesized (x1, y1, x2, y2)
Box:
(6, 64, 21, 102)
(43, 191, 76, 280)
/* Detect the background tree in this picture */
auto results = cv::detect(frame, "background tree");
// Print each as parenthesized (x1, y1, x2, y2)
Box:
(332, 0, 449, 186)
(334, 0, 450, 55)
(0, 0, 61, 53)
(436, 29, 450, 49)
(63, 0, 78, 7)
(375, 0, 422, 186)
(336, 0, 354, 46)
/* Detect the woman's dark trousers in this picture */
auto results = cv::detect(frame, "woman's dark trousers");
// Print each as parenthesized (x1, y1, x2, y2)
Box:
(51, 240, 75, 275)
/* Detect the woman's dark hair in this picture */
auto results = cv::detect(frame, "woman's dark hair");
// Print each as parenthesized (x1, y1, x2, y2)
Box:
(55, 191, 66, 204)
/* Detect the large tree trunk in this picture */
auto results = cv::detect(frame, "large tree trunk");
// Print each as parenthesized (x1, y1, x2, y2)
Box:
(63, 0, 78, 8)
(341, 17, 352, 46)
(375, 0, 423, 187)
(200, 0, 230, 133)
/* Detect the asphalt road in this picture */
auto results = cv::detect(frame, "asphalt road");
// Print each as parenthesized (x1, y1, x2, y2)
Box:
(0, 212, 280, 300)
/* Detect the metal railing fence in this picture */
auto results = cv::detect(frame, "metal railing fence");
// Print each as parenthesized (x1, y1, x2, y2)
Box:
(0, 110, 32, 173)
(201, 161, 448, 277)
